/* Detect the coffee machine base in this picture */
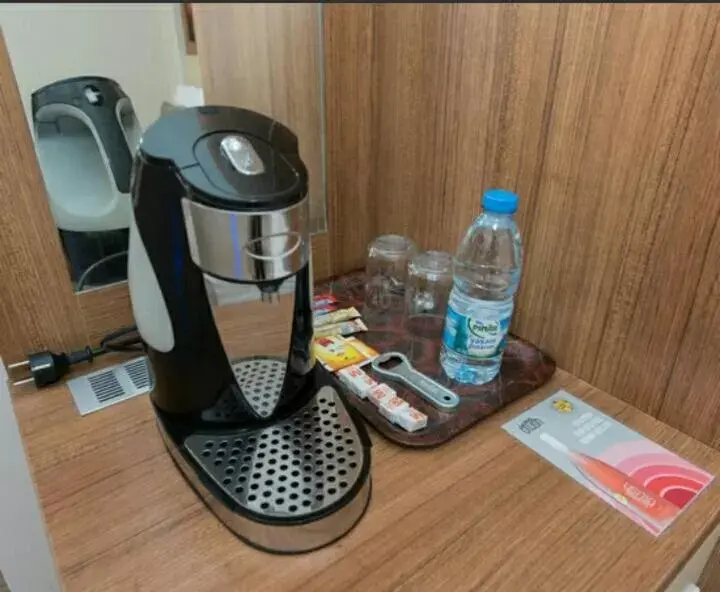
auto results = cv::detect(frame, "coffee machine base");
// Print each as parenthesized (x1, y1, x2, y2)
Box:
(156, 363, 373, 554)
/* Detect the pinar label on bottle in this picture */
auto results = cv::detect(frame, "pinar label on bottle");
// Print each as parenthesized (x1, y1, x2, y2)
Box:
(442, 306, 510, 358)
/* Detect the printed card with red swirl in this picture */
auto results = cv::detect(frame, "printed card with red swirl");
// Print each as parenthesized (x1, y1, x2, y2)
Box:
(503, 391, 715, 536)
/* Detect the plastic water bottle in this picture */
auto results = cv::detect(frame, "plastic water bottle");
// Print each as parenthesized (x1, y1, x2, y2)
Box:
(440, 189, 522, 384)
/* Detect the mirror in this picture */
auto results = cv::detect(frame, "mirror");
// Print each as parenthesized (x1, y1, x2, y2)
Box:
(1, 3, 202, 293)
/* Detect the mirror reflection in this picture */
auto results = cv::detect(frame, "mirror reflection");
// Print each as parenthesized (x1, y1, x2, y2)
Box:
(1, 3, 202, 292)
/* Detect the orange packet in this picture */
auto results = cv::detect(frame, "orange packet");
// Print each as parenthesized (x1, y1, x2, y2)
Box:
(343, 336, 378, 364)
(313, 335, 377, 372)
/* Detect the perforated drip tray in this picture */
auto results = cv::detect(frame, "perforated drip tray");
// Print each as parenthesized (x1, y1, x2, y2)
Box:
(163, 376, 372, 553)
(233, 357, 285, 418)
(201, 357, 288, 422)
(187, 385, 364, 517)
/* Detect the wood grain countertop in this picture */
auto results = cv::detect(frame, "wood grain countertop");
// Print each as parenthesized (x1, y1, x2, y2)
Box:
(11, 365, 720, 592)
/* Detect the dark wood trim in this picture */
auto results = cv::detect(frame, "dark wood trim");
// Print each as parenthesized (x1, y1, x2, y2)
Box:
(180, 3, 197, 56)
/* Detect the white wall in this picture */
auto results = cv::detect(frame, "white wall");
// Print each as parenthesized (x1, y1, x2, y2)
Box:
(0, 3, 185, 128)
(0, 362, 61, 592)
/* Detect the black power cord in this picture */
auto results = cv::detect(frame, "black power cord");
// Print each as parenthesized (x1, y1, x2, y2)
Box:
(9, 325, 144, 388)
(99, 326, 144, 353)
(75, 250, 128, 292)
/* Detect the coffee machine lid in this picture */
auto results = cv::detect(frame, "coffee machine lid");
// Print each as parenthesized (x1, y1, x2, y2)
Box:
(137, 106, 308, 212)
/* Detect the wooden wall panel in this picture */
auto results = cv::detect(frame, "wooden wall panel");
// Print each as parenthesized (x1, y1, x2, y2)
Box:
(323, 4, 720, 447)
(660, 179, 720, 449)
(655, 20, 720, 449)
(325, 4, 567, 272)
(323, 4, 376, 274)
(194, 3, 326, 232)
(194, 3, 332, 277)
(518, 5, 720, 414)
(0, 31, 86, 363)
(77, 284, 134, 351)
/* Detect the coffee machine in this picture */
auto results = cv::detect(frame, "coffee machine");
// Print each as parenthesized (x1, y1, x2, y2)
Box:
(127, 106, 372, 553)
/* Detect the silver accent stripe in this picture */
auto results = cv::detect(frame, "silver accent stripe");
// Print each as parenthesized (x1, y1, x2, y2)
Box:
(181, 197, 309, 282)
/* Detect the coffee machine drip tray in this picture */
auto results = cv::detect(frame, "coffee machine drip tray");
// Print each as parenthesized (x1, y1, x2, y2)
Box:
(158, 377, 372, 554)
(200, 357, 287, 422)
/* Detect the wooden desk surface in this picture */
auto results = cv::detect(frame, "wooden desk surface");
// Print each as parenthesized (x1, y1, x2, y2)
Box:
(12, 367, 720, 592)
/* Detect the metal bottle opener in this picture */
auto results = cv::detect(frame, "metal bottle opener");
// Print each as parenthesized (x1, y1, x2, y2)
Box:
(370, 352, 460, 411)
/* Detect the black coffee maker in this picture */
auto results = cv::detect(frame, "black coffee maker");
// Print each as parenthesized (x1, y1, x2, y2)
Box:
(128, 106, 371, 553)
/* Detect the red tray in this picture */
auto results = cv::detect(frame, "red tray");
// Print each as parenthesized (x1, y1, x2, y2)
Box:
(316, 272, 556, 448)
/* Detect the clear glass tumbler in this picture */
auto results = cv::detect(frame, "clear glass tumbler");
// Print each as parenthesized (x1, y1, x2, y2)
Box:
(364, 234, 417, 314)
(405, 250, 453, 339)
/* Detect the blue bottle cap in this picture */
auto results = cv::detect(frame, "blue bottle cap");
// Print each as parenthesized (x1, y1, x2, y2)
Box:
(482, 188, 519, 214)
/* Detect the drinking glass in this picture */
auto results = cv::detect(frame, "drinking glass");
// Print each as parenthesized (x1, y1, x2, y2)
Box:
(364, 234, 417, 314)
(404, 250, 453, 339)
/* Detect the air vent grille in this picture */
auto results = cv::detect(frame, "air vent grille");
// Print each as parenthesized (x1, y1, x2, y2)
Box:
(125, 358, 151, 390)
(87, 372, 124, 403)
(67, 356, 153, 415)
